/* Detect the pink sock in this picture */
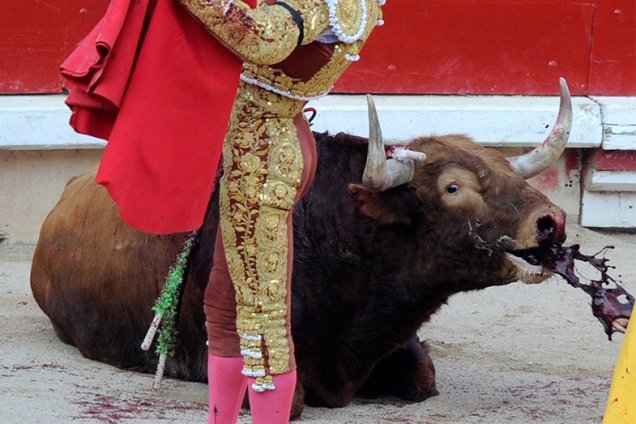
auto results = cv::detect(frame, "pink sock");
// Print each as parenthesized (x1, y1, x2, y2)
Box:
(207, 354, 247, 424)
(248, 369, 297, 424)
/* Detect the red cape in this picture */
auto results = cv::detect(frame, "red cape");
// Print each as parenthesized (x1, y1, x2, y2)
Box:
(61, 0, 255, 234)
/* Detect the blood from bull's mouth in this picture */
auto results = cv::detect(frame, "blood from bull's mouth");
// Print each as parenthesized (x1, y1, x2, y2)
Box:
(509, 243, 634, 340)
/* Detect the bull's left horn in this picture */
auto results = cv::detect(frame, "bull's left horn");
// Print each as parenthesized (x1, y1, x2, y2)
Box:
(508, 78, 573, 179)
(362, 95, 419, 191)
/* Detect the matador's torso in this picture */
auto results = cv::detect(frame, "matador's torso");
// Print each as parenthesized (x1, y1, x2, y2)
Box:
(242, 0, 383, 102)
(180, 0, 384, 103)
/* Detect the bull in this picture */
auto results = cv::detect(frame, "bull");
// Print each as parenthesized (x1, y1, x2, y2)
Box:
(31, 80, 572, 418)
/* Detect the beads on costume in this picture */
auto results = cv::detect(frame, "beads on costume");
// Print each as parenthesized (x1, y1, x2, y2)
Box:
(240, 74, 330, 101)
(325, 0, 368, 43)
(322, 0, 385, 62)
(376, 0, 386, 26)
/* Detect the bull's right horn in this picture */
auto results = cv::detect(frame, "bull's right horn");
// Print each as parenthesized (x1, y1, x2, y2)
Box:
(362, 95, 420, 191)
(507, 78, 573, 179)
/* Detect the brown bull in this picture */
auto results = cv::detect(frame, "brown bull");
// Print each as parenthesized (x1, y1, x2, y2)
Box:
(31, 80, 572, 418)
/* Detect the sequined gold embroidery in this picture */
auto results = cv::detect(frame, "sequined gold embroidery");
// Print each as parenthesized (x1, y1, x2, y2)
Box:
(179, 0, 302, 64)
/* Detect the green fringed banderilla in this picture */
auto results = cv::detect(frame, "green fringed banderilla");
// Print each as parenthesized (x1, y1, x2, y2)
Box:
(141, 230, 198, 389)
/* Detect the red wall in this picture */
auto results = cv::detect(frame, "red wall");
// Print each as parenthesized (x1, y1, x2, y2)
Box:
(587, 0, 636, 96)
(0, 1, 108, 93)
(1, 0, 634, 95)
(338, 0, 635, 95)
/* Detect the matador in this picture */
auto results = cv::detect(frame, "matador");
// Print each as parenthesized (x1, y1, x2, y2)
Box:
(61, 0, 385, 422)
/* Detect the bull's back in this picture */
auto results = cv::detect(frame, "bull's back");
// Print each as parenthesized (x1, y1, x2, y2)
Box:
(30, 167, 108, 320)
(29, 168, 185, 370)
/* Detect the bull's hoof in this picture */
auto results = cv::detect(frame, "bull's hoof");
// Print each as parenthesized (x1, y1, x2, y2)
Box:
(290, 381, 305, 420)
(399, 339, 439, 401)
(399, 369, 439, 402)
(290, 401, 304, 421)
(358, 336, 438, 402)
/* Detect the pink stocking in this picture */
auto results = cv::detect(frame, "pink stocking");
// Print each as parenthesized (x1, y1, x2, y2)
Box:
(247, 369, 297, 424)
(207, 354, 247, 424)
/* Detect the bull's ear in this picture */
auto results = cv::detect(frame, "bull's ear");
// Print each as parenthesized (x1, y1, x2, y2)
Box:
(348, 183, 411, 225)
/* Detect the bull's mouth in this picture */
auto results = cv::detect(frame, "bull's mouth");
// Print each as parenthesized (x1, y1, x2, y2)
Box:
(469, 230, 555, 283)
(504, 246, 554, 284)
(471, 233, 555, 284)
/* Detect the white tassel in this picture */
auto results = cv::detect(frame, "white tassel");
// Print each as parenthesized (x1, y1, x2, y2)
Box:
(240, 348, 263, 359)
(240, 333, 262, 342)
(241, 368, 266, 377)
(251, 381, 276, 392)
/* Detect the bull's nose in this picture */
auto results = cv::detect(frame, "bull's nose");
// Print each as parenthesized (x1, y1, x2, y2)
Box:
(536, 211, 567, 245)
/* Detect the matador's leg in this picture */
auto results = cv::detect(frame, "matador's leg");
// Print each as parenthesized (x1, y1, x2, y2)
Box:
(204, 232, 247, 424)
(218, 86, 315, 392)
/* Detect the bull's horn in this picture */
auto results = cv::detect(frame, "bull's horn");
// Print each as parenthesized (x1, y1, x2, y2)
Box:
(362, 95, 418, 191)
(508, 78, 573, 179)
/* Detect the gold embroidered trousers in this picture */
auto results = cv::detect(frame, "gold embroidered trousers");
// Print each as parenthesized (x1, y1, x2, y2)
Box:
(205, 82, 316, 389)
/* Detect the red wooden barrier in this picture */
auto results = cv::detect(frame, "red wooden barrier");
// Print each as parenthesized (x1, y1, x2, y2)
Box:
(1, 0, 634, 95)
(588, 0, 636, 96)
(0, 1, 107, 93)
(336, 0, 596, 95)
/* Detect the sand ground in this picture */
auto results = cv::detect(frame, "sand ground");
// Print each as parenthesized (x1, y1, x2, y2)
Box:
(1, 222, 635, 423)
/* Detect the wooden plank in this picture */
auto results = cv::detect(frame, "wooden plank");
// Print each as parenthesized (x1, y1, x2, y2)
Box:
(0, 96, 105, 149)
(588, 0, 636, 95)
(586, 170, 636, 192)
(335, 0, 595, 95)
(603, 125, 636, 150)
(1, 93, 603, 149)
(593, 97, 636, 149)
(308, 93, 602, 147)
(581, 191, 636, 228)
(591, 150, 636, 171)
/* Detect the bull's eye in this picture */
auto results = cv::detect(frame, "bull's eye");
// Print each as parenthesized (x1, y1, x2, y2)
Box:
(446, 183, 459, 194)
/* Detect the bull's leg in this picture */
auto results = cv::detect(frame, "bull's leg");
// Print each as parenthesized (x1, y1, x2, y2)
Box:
(357, 336, 438, 401)
(290, 379, 305, 420)
(295, 349, 369, 409)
